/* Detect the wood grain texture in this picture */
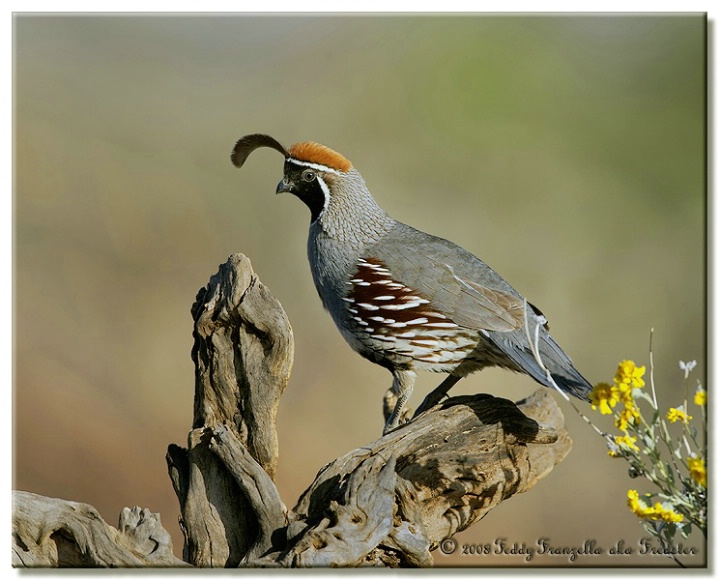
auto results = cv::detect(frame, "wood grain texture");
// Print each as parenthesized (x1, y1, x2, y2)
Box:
(12, 491, 186, 567)
(13, 253, 572, 568)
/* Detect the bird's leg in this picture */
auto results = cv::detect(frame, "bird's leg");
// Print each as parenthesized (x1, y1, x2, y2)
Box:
(413, 374, 463, 418)
(382, 369, 416, 435)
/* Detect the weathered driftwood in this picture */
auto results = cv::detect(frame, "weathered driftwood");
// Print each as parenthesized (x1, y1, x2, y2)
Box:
(12, 253, 573, 568)
(166, 253, 293, 566)
(12, 491, 186, 567)
(165, 254, 572, 567)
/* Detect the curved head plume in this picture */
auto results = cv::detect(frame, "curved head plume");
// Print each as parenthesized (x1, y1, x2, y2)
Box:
(231, 134, 289, 168)
(231, 134, 352, 174)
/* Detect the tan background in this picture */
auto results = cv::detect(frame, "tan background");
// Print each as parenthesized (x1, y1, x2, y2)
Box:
(14, 14, 706, 567)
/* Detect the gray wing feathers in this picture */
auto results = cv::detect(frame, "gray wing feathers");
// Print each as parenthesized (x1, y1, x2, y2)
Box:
(372, 225, 524, 333)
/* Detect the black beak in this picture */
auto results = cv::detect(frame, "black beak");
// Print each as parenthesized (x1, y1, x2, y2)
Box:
(276, 178, 293, 194)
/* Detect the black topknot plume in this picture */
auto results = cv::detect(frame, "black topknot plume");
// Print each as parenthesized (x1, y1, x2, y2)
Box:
(231, 134, 289, 168)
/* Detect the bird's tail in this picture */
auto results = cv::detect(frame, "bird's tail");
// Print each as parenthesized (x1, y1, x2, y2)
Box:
(537, 331, 592, 401)
(489, 329, 593, 402)
(545, 364, 593, 402)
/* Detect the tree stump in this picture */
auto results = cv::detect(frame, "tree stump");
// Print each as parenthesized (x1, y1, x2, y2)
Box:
(12, 253, 573, 568)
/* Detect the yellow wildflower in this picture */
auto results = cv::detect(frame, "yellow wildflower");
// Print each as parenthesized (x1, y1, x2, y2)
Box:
(616, 382, 633, 404)
(617, 434, 639, 452)
(610, 435, 639, 457)
(687, 456, 706, 487)
(663, 510, 684, 524)
(627, 490, 683, 523)
(666, 407, 692, 423)
(627, 489, 654, 518)
(694, 388, 706, 407)
(627, 489, 643, 513)
(615, 360, 646, 389)
(590, 382, 619, 415)
(615, 403, 641, 430)
(647, 502, 684, 523)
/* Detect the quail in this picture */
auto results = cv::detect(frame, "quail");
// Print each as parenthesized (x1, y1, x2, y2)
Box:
(231, 134, 592, 434)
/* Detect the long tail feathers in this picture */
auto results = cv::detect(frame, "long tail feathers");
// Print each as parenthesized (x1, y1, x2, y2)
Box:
(488, 330, 593, 402)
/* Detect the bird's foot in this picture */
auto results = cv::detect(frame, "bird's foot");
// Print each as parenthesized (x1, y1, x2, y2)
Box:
(382, 383, 413, 435)
(382, 415, 411, 436)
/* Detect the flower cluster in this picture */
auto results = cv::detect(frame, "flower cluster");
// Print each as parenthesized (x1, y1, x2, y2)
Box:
(589, 382, 619, 415)
(687, 456, 706, 487)
(666, 407, 692, 424)
(589, 360, 644, 427)
(589, 359, 706, 563)
(627, 489, 684, 523)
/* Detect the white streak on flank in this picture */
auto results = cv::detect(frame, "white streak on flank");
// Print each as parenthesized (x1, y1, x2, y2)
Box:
(379, 301, 421, 311)
(398, 295, 429, 304)
(355, 282, 371, 287)
(373, 295, 395, 301)
(396, 331, 417, 338)
(356, 261, 391, 274)
(413, 339, 439, 347)
(287, 157, 342, 175)
(424, 322, 459, 329)
(406, 317, 429, 325)
(350, 278, 365, 283)
(368, 316, 386, 322)
(357, 303, 380, 311)
(374, 279, 393, 285)
(342, 297, 354, 303)
(388, 322, 408, 328)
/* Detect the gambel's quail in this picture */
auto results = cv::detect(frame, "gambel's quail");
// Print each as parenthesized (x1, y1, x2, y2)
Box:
(231, 134, 593, 434)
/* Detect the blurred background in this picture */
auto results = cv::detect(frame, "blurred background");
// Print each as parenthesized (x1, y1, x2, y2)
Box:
(14, 14, 706, 567)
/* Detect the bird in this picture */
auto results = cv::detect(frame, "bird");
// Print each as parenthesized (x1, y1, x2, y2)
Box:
(231, 133, 592, 434)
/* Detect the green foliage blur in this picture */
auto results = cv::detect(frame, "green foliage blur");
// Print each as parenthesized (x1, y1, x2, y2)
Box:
(14, 14, 705, 566)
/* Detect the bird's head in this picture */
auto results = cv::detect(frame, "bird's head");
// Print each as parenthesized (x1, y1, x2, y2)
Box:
(231, 133, 355, 224)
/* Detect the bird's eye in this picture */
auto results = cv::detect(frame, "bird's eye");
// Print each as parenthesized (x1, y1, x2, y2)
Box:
(303, 170, 316, 182)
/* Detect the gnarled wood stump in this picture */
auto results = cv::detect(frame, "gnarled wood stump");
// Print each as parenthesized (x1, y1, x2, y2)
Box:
(165, 254, 572, 567)
(12, 253, 573, 568)
(12, 491, 186, 567)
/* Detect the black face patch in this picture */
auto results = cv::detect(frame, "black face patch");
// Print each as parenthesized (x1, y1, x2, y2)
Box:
(281, 161, 328, 223)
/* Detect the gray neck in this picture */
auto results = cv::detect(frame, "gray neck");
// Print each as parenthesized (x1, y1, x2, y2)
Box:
(317, 168, 396, 245)
(308, 168, 396, 311)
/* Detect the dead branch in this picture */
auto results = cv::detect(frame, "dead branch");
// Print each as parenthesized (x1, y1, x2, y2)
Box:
(13, 253, 573, 568)
(12, 491, 186, 567)
(165, 254, 572, 567)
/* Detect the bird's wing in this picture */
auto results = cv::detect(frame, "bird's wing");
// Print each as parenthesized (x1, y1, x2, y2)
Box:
(431, 262, 525, 331)
(369, 224, 526, 333)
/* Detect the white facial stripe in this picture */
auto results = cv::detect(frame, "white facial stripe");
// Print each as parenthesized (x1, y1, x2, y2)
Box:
(287, 157, 343, 175)
(316, 174, 330, 216)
